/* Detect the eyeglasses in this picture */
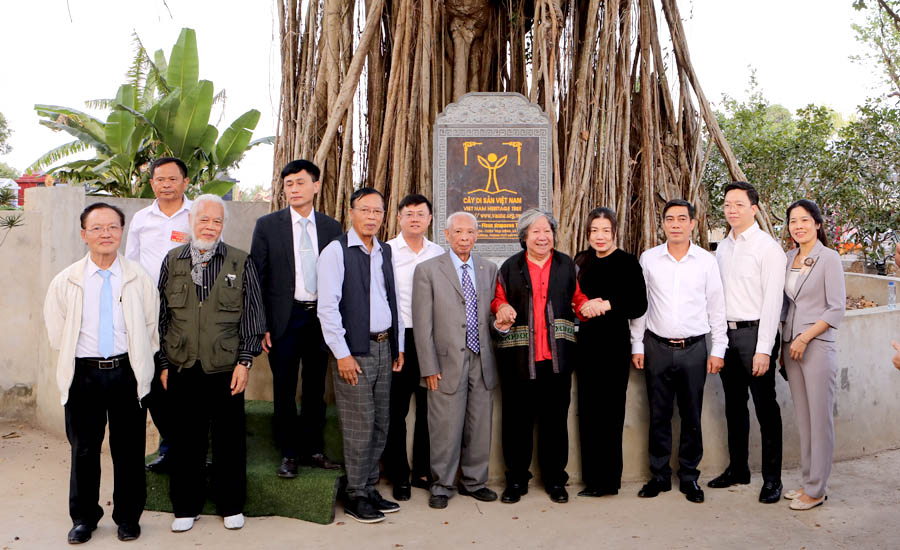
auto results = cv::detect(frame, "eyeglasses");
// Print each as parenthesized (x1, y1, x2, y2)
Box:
(354, 207, 385, 217)
(85, 225, 123, 234)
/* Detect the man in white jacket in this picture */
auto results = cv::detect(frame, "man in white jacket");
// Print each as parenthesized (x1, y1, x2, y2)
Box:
(44, 202, 159, 544)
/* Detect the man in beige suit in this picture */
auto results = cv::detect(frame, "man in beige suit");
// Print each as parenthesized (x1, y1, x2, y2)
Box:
(412, 211, 508, 509)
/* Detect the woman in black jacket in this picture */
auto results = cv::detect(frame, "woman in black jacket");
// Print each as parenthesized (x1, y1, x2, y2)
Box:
(574, 207, 647, 497)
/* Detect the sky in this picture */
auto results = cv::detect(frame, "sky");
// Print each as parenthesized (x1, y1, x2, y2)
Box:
(0, 0, 884, 191)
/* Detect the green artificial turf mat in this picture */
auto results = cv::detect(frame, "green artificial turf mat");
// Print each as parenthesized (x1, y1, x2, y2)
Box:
(145, 400, 345, 525)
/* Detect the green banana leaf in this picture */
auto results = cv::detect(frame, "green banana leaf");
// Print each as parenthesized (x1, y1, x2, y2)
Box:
(215, 109, 260, 168)
(199, 179, 236, 197)
(167, 28, 199, 91)
(199, 124, 219, 156)
(153, 89, 182, 146)
(37, 119, 112, 157)
(170, 80, 213, 160)
(34, 104, 107, 141)
(105, 85, 136, 156)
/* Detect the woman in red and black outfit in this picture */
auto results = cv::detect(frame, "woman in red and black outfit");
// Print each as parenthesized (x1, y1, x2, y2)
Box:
(573, 208, 647, 497)
(492, 209, 588, 504)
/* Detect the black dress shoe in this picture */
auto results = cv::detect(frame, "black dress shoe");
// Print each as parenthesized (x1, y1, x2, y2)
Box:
(392, 482, 412, 501)
(680, 480, 705, 503)
(548, 486, 569, 503)
(577, 487, 618, 497)
(302, 453, 340, 470)
(637, 478, 672, 498)
(458, 486, 498, 502)
(67, 523, 96, 544)
(117, 523, 141, 541)
(501, 483, 528, 503)
(145, 453, 171, 473)
(707, 468, 751, 488)
(368, 490, 400, 513)
(277, 457, 299, 478)
(429, 494, 449, 509)
(759, 480, 783, 503)
(410, 476, 432, 489)
(344, 497, 385, 523)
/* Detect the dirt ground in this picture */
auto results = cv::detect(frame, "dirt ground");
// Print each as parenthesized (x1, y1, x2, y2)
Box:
(2, 417, 900, 550)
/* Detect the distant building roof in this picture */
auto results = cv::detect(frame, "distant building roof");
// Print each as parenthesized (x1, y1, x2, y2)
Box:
(16, 172, 48, 185)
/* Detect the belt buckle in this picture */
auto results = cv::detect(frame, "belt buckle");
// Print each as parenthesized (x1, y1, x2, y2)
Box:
(376, 331, 389, 343)
(728, 321, 738, 330)
(97, 359, 116, 369)
(668, 339, 685, 349)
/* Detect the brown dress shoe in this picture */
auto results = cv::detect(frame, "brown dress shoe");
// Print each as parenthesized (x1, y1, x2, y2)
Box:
(302, 453, 340, 470)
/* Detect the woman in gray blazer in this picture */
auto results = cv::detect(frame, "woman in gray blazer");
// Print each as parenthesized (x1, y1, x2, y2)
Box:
(780, 199, 846, 510)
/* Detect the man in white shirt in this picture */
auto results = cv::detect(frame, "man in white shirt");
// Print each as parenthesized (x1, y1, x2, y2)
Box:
(382, 194, 444, 501)
(125, 157, 192, 473)
(708, 181, 786, 503)
(630, 199, 727, 504)
(44, 203, 159, 544)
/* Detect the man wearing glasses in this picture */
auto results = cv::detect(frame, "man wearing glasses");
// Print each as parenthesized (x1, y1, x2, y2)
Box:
(382, 194, 443, 501)
(317, 188, 405, 523)
(126, 157, 193, 473)
(44, 203, 160, 543)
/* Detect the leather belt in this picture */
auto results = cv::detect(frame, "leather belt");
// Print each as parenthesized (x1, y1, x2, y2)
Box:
(370, 331, 390, 343)
(727, 320, 759, 330)
(293, 300, 317, 311)
(648, 332, 704, 349)
(75, 353, 130, 370)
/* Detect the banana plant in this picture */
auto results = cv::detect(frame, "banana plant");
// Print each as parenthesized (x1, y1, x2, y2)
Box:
(30, 27, 272, 198)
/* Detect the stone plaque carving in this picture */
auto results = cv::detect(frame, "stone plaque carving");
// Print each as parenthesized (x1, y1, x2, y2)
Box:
(432, 92, 552, 258)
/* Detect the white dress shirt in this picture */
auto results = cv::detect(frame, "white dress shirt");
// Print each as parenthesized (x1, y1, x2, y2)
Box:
(388, 234, 444, 328)
(715, 223, 787, 355)
(125, 198, 193, 283)
(76, 257, 128, 358)
(630, 242, 728, 358)
(290, 206, 320, 301)
(317, 227, 405, 359)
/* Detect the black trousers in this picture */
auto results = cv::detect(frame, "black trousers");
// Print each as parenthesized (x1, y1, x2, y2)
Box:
(145, 354, 172, 454)
(501, 361, 572, 490)
(382, 328, 431, 484)
(168, 364, 246, 518)
(720, 324, 782, 482)
(64, 360, 146, 527)
(577, 343, 631, 491)
(268, 302, 329, 459)
(644, 334, 707, 482)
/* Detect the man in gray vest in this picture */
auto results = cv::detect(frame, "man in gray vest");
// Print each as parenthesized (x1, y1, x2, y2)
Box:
(157, 194, 266, 533)
(317, 187, 404, 524)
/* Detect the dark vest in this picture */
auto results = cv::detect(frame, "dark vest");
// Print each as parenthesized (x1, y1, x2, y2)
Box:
(162, 244, 247, 374)
(496, 250, 577, 380)
(337, 233, 399, 359)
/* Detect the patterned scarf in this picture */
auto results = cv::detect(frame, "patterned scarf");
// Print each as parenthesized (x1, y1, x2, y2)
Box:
(189, 242, 217, 286)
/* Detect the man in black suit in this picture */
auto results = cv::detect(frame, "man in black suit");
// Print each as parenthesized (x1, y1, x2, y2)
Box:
(250, 159, 342, 477)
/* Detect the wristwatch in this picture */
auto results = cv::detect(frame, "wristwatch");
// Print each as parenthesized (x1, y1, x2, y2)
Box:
(237, 360, 252, 370)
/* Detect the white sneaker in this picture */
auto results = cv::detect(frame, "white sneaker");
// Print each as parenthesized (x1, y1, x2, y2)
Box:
(223, 513, 245, 530)
(171, 516, 199, 532)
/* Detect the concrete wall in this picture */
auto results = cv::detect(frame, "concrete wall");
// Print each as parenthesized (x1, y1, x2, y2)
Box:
(845, 272, 900, 306)
(4, 186, 900, 485)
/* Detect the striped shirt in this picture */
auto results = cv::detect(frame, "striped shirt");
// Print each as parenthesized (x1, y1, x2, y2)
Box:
(157, 241, 266, 369)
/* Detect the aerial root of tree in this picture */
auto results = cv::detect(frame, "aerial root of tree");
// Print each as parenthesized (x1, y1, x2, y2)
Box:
(274, 0, 756, 253)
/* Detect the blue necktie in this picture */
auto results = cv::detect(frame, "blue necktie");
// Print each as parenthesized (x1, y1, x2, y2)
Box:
(461, 264, 480, 354)
(98, 270, 113, 358)
(298, 218, 317, 294)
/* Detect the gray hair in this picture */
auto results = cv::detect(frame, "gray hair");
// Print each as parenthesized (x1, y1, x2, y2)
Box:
(446, 211, 478, 231)
(190, 194, 228, 224)
(517, 208, 557, 250)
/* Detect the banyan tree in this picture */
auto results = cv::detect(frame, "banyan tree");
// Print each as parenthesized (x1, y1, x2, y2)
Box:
(272, 0, 764, 255)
